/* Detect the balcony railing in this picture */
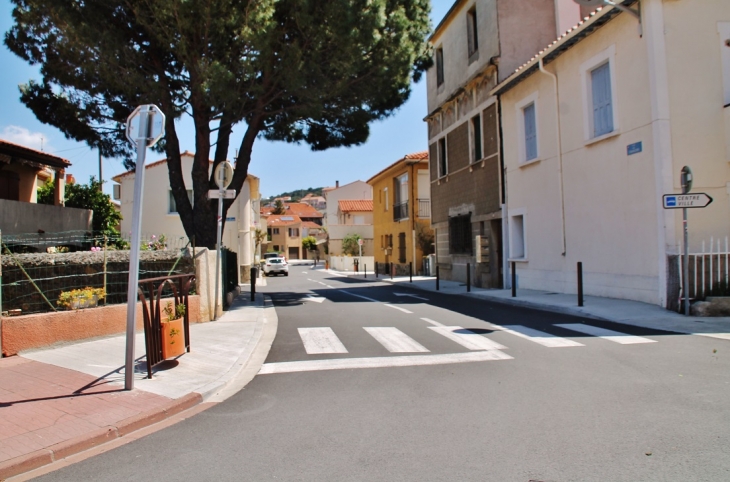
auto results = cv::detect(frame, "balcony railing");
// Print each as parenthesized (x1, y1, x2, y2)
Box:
(393, 201, 409, 221)
(417, 199, 430, 218)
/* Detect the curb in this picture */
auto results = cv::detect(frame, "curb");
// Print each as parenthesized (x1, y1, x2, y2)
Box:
(0, 392, 203, 480)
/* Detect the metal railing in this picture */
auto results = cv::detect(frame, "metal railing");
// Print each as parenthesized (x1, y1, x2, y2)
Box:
(393, 201, 409, 221)
(417, 199, 431, 218)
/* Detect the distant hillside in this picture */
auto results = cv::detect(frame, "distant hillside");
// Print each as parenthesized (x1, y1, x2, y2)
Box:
(269, 187, 325, 202)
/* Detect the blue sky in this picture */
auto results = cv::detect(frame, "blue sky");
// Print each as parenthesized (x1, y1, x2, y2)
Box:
(0, 0, 452, 198)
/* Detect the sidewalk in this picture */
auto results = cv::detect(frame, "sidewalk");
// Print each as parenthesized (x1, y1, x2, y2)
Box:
(0, 291, 276, 480)
(325, 268, 730, 340)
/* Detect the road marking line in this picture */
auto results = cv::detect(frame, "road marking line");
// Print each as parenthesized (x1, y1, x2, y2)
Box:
(258, 351, 513, 374)
(304, 294, 326, 303)
(340, 290, 379, 302)
(501, 325, 584, 347)
(429, 326, 508, 350)
(394, 293, 429, 301)
(554, 324, 658, 344)
(325, 285, 334, 288)
(384, 304, 413, 314)
(421, 317, 445, 327)
(318, 281, 327, 286)
(298, 327, 348, 354)
(364, 327, 429, 353)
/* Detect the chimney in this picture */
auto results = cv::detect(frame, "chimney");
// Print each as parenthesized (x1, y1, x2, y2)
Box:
(336, 180, 339, 188)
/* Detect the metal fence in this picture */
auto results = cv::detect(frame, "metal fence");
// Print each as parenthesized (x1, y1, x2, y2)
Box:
(1, 230, 195, 315)
(678, 236, 730, 301)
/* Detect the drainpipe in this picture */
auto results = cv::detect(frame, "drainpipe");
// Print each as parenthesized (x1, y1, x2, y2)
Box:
(538, 58, 567, 256)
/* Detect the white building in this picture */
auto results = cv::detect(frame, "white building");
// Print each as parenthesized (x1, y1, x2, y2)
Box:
(112, 151, 261, 282)
(324, 180, 374, 256)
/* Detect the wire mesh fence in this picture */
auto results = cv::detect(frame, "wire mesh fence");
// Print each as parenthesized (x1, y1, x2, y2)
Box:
(1, 230, 195, 316)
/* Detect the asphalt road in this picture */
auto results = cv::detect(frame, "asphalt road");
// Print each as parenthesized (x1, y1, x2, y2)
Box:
(34, 265, 730, 481)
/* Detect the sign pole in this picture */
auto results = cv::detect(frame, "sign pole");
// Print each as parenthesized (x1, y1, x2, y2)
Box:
(124, 112, 149, 390)
(214, 168, 224, 321)
(683, 206, 689, 316)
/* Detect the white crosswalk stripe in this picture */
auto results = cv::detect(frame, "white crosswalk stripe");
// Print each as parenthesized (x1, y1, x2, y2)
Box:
(554, 324, 658, 344)
(364, 327, 429, 353)
(429, 326, 508, 351)
(298, 327, 348, 354)
(500, 325, 584, 348)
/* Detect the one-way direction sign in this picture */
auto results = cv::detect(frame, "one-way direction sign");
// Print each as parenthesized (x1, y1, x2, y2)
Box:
(663, 193, 713, 209)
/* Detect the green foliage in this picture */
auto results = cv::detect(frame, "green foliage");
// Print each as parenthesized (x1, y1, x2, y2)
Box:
(302, 236, 317, 251)
(272, 199, 286, 215)
(269, 187, 325, 202)
(342, 233, 362, 256)
(415, 222, 435, 255)
(37, 179, 55, 205)
(62, 177, 122, 234)
(6, 0, 432, 247)
(163, 301, 186, 321)
(57, 287, 106, 310)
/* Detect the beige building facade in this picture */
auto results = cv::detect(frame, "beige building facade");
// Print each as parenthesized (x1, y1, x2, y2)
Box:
(493, 0, 730, 307)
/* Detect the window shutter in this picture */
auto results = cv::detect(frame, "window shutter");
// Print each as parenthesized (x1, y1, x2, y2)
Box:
(524, 103, 537, 161)
(591, 63, 613, 137)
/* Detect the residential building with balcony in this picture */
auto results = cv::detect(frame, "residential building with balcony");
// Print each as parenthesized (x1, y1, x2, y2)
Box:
(425, 0, 587, 288)
(367, 151, 432, 274)
(324, 180, 374, 256)
(492, 0, 730, 307)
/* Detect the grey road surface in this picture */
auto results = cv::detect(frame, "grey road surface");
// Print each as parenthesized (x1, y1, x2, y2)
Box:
(34, 265, 730, 481)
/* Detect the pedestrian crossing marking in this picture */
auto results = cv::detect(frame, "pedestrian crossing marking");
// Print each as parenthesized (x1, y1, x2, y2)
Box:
(501, 325, 584, 348)
(429, 326, 508, 351)
(554, 324, 657, 344)
(298, 327, 348, 354)
(364, 327, 429, 353)
(259, 350, 513, 374)
(384, 304, 413, 314)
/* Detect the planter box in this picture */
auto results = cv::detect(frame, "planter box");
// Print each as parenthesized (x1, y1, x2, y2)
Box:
(161, 317, 186, 359)
(1, 295, 200, 356)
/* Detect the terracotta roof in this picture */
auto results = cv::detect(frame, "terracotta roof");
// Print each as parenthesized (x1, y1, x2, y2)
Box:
(366, 151, 429, 184)
(267, 215, 302, 226)
(261, 202, 323, 218)
(302, 221, 323, 229)
(0, 139, 71, 169)
(339, 199, 373, 212)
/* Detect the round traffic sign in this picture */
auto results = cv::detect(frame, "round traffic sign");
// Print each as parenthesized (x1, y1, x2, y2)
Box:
(214, 161, 234, 189)
(680, 166, 693, 194)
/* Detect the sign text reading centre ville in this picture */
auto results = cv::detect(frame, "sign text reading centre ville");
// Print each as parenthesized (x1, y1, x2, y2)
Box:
(662, 193, 713, 209)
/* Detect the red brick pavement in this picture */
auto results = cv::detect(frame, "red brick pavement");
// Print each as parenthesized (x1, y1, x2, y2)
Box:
(0, 356, 172, 466)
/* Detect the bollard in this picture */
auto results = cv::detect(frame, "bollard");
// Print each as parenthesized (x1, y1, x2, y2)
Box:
(375, 261, 378, 278)
(436, 265, 440, 291)
(390, 262, 393, 280)
(409, 262, 412, 283)
(467, 263, 471, 292)
(511, 262, 516, 298)
(250, 267, 257, 302)
(364, 264, 367, 279)
(577, 261, 584, 307)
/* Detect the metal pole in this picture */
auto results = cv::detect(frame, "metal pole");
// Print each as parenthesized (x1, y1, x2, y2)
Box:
(103, 235, 108, 305)
(98, 150, 103, 191)
(436, 265, 440, 291)
(390, 262, 393, 280)
(124, 112, 149, 391)
(511, 262, 516, 297)
(0, 230, 3, 357)
(683, 207, 689, 315)
(577, 261, 584, 307)
(213, 169, 224, 321)
(409, 262, 412, 283)
(375, 261, 378, 278)
(250, 267, 256, 302)
(466, 263, 471, 292)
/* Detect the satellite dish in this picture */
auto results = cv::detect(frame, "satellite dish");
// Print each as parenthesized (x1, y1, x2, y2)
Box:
(572, 0, 608, 7)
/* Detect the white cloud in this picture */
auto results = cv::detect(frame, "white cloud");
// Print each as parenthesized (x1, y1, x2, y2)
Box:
(1, 125, 53, 151)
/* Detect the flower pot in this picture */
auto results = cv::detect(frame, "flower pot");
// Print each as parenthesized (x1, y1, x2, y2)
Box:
(161, 317, 186, 359)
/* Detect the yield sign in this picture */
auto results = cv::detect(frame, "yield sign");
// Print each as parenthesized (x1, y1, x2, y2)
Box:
(662, 193, 713, 209)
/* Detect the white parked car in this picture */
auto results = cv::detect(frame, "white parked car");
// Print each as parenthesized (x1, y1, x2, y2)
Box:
(263, 257, 289, 276)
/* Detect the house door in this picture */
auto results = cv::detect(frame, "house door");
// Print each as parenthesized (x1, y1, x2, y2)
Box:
(398, 232, 406, 263)
(490, 220, 503, 289)
(288, 247, 299, 260)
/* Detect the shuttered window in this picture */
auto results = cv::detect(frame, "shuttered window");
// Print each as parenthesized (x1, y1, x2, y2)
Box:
(591, 63, 614, 137)
(467, 8, 478, 59)
(523, 103, 537, 161)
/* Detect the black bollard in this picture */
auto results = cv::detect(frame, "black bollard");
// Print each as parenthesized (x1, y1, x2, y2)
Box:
(511, 262, 516, 298)
(250, 267, 257, 301)
(409, 262, 412, 283)
(390, 262, 393, 280)
(364, 264, 367, 279)
(577, 262, 584, 307)
(375, 261, 378, 278)
(467, 263, 471, 292)
(436, 265, 440, 291)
